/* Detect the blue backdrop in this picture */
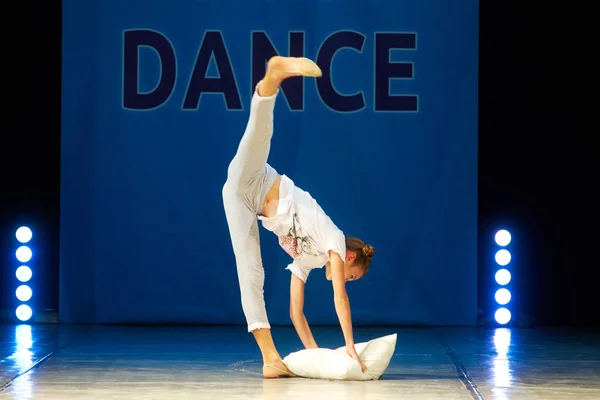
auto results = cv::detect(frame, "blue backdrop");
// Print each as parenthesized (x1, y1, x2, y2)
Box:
(60, 0, 479, 326)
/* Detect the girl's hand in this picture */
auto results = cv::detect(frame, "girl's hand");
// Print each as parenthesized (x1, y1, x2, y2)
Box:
(346, 345, 368, 373)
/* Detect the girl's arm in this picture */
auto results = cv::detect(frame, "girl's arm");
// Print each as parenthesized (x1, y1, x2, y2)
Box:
(329, 251, 355, 346)
(329, 250, 367, 372)
(289, 274, 318, 349)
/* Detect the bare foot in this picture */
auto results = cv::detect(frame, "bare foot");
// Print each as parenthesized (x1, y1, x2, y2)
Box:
(263, 359, 296, 379)
(266, 56, 322, 80)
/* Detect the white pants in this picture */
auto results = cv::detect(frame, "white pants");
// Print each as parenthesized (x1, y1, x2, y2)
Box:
(222, 86, 279, 332)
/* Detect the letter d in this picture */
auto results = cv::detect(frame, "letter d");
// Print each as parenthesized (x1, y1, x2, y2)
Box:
(123, 29, 176, 110)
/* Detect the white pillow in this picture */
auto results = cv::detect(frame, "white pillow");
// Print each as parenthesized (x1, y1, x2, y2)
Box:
(282, 333, 397, 380)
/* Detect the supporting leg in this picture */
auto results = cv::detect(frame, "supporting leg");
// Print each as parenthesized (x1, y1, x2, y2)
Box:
(222, 192, 294, 378)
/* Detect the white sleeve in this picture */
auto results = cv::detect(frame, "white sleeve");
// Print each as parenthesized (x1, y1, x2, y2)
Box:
(325, 229, 346, 262)
(318, 214, 346, 262)
(286, 262, 310, 283)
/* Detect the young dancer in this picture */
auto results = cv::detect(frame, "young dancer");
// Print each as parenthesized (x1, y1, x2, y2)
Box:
(222, 56, 375, 378)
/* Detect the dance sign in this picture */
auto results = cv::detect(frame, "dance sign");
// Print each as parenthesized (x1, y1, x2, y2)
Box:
(121, 30, 418, 113)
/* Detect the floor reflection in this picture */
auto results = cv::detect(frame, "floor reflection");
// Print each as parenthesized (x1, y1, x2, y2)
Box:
(6, 324, 34, 399)
(491, 327, 512, 399)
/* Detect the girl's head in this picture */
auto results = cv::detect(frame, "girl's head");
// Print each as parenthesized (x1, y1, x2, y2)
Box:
(325, 237, 375, 282)
(345, 236, 375, 268)
(334, 237, 375, 282)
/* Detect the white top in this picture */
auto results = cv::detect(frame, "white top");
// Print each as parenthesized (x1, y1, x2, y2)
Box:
(258, 175, 346, 283)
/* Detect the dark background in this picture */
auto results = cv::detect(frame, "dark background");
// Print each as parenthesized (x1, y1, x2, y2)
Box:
(1, 2, 595, 327)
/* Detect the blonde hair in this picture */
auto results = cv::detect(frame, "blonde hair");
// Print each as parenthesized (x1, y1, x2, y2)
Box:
(345, 237, 375, 273)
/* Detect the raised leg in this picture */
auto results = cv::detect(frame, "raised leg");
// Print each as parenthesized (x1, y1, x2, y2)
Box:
(225, 56, 322, 188)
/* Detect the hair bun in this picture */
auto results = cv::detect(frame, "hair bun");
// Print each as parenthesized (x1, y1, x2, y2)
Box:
(362, 245, 375, 260)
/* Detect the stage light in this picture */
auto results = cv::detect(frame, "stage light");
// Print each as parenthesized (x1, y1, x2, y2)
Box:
(14, 226, 34, 323)
(495, 269, 511, 285)
(16, 226, 33, 244)
(15, 305, 33, 322)
(16, 285, 33, 302)
(495, 229, 511, 246)
(16, 246, 32, 263)
(16, 266, 32, 283)
(494, 249, 511, 266)
(495, 308, 511, 325)
(495, 288, 511, 305)
(493, 229, 513, 326)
